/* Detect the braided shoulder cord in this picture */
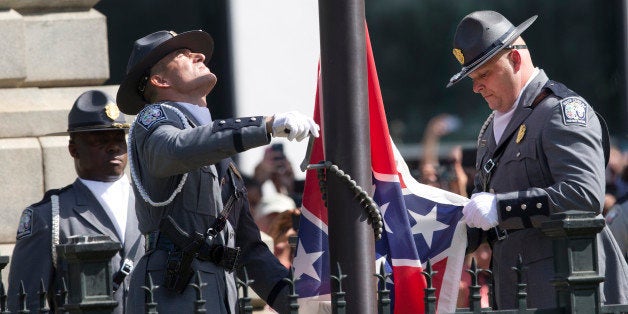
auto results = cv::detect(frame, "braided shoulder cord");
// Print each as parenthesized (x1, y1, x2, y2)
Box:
(128, 104, 190, 207)
(51, 195, 60, 268)
(476, 112, 495, 147)
(307, 161, 383, 240)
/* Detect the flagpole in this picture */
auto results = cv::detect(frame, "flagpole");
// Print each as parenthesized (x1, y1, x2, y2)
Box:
(318, 0, 376, 313)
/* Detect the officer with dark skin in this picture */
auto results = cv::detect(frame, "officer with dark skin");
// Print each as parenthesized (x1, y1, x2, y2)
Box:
(117, 30, 319, 313)
(7, 91, 143, 313)
(448, 11, 628, 309)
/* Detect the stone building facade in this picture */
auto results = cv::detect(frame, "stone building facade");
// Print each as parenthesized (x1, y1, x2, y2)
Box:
(0, 1, 124, 286)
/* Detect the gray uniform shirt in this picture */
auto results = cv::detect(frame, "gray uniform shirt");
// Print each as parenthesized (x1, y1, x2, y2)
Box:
(126, 102, 290, 313)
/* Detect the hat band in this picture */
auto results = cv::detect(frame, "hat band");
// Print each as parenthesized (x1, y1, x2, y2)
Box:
(462, 26, 516, 69)
(68, 123, 130, 132)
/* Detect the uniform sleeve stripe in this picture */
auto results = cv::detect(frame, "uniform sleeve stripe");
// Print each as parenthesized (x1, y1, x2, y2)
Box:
(234, 130, 244, 152)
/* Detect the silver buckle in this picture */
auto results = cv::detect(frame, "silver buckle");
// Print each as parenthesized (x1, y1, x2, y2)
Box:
(483, 159, 496, 174)
(120, 258, 134, 275)
(494, 227, 508, 241)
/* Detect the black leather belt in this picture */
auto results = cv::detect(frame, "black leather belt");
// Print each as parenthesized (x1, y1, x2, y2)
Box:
(487, 226, 522, 244)
(146, 232, 240, 272)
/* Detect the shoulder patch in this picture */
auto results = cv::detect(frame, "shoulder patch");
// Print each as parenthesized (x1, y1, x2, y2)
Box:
(137, 104, 167, 130)
(16, 208, 33, 239)
(560, 97, 588, 126)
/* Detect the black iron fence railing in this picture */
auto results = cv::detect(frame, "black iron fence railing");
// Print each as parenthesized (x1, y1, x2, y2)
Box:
(1, 210, 627, 313)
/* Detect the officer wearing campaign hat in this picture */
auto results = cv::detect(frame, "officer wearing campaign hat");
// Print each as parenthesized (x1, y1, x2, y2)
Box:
(116, 30, 213, 115)
(7, 90, 143, 313)
(119, 29, 318, 314)
(450, 11, 628, 309)
(447, 10, 536, 87)
(66, 90, 130, 132)
(45, 90, 130, 136)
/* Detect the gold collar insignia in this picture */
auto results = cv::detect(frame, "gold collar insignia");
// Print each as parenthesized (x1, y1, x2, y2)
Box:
(516, 124, 526, 143)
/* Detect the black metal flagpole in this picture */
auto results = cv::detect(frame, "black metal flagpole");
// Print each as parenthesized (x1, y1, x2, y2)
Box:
(318, 0, 376, 313)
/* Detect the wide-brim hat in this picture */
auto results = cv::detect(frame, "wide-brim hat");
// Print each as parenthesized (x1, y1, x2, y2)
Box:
(256, 193, 297, 219)
(49, 90, 129, 136)
(447, 11, 537, 87)
(116, 30, 214, 115)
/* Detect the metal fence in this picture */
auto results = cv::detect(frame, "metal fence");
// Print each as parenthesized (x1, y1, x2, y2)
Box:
(1, 210, 628, 314)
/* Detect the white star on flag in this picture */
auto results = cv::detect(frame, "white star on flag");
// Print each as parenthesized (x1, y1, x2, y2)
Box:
(408, 204, 449, 248)
(293, 238, 324, 281)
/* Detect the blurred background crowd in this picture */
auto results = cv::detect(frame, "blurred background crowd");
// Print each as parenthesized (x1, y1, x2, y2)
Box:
(245, 112, 628, 310)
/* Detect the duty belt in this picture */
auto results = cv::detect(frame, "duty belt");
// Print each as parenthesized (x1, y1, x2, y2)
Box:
(487, 226, 522, 245)
(146, 231, 240, 272)
(150, 161, 244, 293)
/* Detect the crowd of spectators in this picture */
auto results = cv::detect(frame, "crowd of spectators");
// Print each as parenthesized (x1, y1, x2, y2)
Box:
(242, 114, 628, 311)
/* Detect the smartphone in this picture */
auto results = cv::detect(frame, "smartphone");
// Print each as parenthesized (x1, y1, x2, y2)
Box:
(271, 143, 284, 153)
(271, 143, 285, 161)
(462, 147, 477, 168)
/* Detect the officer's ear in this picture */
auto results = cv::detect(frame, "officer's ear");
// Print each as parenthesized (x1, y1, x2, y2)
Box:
(509, 49, 522, 72)
(149, 73, 170, 89)
(68, 135, 79, 158)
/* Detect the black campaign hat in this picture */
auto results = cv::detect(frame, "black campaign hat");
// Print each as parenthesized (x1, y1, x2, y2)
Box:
(447, 11, 537, 87)
(50, 90, 129, 135)
(116, 30, 214, 115)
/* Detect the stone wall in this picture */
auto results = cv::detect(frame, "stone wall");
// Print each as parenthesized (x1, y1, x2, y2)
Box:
(0, 1, 121, 286)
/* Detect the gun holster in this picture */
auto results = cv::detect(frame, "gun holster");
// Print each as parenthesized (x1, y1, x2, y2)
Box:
(164, 250, 196, 294)
(158, 216, 241, 293)
(160, 221, 205, 294)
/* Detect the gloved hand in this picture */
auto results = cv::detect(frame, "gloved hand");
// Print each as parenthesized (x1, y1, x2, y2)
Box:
(462, 192, 498, 230)
(272, 111, 320, 141)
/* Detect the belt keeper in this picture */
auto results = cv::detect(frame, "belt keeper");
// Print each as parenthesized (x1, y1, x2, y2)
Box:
(210, 245, 241, 272)
(495, 227, 508, 241)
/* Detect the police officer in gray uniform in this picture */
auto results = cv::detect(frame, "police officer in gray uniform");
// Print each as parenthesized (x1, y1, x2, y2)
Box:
(447, 11, 628, 309)
(7, 90, 144, 313)
(116, 30, 319, 313)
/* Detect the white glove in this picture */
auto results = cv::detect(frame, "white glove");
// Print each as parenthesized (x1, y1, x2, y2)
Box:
(462, 192, 498, 230)
(272, 111, 320, 141)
